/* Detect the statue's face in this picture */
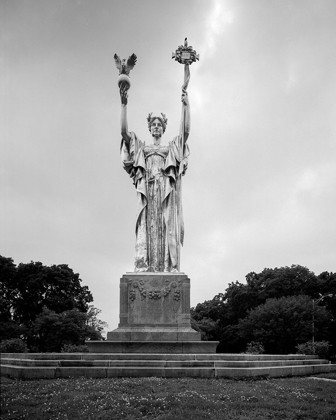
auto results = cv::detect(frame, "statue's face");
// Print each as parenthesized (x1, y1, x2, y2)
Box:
(150, 119, 163, 138)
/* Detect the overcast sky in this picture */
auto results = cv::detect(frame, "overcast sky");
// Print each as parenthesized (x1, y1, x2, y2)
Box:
(1, 0, 336, 330)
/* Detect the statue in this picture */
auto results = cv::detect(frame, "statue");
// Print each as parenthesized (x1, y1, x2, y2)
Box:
(115, 40, 199, 273)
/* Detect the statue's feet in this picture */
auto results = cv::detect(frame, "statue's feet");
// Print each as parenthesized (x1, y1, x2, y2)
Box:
(135, 265, 148, 273)
(134, 257, 148, 272)
(164, 267, 178, 273)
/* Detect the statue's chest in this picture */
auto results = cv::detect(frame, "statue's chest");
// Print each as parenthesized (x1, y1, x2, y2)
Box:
(143, 146, 169, 177)
(143, 146, 169, 159)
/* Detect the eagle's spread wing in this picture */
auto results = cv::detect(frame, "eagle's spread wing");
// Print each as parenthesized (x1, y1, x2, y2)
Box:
(114, 54, 123, 73)
(126, 54, 137, 74)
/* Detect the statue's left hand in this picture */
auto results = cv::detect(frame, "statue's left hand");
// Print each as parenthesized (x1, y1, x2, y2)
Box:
(120, 83, 129, 105)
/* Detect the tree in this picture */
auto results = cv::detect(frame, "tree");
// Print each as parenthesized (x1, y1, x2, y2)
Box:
(191, 265, 335, 354)
(13, 262, 93, 329)
(0, 256, 24, 339)
(0, 256, 106, 351)
(316, 271, 336, 352)
(33, 307, 103, 352)
(191, 317, 220, 341)
(237, 295, 331, 354)
(191, 294, 225, 322)
(222, 265, 319, 327)
(245, 265, 319, 301)
(86, 306, 108, 336)
(191, 294, 226, 342)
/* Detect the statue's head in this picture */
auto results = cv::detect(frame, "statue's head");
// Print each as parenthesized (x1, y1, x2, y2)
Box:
(147, 113, 168, 134)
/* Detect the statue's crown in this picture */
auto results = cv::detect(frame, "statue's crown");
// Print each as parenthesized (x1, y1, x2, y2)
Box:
(147, 113, 168, 133)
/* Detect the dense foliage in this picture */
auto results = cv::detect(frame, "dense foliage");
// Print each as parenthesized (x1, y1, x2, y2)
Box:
(296, 341, 330, 359)
(0, 338, 28, 353)
(191, 265, 336, 355)
(0, 255, 107, 352)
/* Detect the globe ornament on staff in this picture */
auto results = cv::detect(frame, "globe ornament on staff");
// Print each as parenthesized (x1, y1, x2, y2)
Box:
(114, 53, 137, 104)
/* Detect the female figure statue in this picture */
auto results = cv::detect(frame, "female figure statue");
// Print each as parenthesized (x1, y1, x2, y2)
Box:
(119, 84, 190, 273)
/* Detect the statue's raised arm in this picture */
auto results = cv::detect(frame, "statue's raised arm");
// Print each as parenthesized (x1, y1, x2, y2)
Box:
(119, 83, 131, 146)
(114, 53, 137, 146)
(181, 86, 190, 144)
(173, 38, 199, 147)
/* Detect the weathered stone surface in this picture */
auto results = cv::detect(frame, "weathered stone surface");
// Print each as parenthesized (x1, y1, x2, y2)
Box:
(2, 358, 60, 367)
(86, 341, 217, 354)
(182, 341, 218, 354)
(87, 341, 123, 353)
(214, 359, 326, 368)
(106, 273, 201, 343)
(119, 273, 192, 326)
(0, 365, 56, 380)
(107, 327, 200, 342)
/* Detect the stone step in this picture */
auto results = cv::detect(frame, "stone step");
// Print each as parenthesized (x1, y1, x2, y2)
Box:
(215, 364, 336, 378)
(2, 352, 334, 380)
(214, 359, 327, 367)
(1, 352, 321, 361)
(0, 357, 327, 368)
(1, 358, 212, 368)
(1, 363, 335, 380)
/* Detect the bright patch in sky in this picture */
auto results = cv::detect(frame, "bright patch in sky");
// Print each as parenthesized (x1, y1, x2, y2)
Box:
(203, 0, 234, 57)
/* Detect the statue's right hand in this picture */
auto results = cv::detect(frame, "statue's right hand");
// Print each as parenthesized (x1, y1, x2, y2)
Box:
(120, 83, 129, 105)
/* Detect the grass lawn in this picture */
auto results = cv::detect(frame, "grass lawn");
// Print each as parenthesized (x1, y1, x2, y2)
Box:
(1, 376, 335, 419)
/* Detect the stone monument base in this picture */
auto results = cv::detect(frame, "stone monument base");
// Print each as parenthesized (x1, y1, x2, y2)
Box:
(86, 272, 218, 354)
(108, 272, 201, 342)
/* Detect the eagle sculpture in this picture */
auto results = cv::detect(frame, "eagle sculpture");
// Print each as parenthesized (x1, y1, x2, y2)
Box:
(114, 53, 137, 76)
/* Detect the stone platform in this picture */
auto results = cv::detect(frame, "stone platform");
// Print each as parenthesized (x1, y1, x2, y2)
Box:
(1, 353, 335, 380)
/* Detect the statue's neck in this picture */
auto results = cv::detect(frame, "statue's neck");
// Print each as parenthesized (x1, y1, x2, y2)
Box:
(152, 137, 162, 146)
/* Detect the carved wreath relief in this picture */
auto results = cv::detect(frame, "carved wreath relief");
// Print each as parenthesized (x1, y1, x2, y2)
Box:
(128, 279, 181, 302)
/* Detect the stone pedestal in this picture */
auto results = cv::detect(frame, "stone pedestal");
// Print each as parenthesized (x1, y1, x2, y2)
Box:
(107, 273, 201, 341)
(87, 272, 218, 353)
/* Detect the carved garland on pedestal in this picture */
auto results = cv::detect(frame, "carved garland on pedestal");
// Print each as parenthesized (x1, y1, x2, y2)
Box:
(129, 280, 181, 301)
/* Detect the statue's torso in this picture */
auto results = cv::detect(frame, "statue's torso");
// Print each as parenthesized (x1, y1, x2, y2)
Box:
(143, 145, 169, 180)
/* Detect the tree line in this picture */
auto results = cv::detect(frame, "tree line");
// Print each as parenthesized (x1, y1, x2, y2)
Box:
(191, 265, 336, 355)
(2, 257, 335, 355)
(0, 255, 107, 352)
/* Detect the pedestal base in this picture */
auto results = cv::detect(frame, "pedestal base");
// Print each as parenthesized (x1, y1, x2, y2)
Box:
(88, 272, 219, 354)
(107, 272, 201, 342)
(107, 327, 200, 341)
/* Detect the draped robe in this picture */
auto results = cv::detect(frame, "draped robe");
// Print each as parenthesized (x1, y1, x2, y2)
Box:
(121, 132, 189, 272)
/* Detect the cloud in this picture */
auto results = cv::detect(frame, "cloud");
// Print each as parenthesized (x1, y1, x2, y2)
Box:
(203, 0, 234, 58)
(190, 1, 234, 114)
(295, 169, 318, 192)
(194, 1, 235, 64)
